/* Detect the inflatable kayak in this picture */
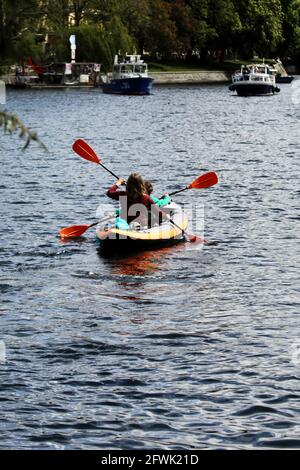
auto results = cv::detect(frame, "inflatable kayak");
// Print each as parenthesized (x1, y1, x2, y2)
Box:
(96, 202, 188, 253)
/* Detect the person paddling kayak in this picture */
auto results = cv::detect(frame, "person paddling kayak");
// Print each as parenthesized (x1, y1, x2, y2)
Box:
(114, 180, 171, 220)
(107, 173, 168, 228)
(144, 181, 171, 207)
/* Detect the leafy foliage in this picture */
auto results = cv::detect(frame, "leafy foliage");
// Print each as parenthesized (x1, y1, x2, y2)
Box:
(0, 0, 42, 61)
(279, 0, 300, 59)
(0, 111, 47, 151)
(0, 0, 299, 65)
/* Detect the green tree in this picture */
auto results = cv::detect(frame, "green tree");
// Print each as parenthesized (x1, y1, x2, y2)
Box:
(143, 0, 177, 57)
(0, 0, 41, 62)
(279, 0, 300, 59)
(168, 0, 194, 54)
(185, 0, 214, 60)
(108, 0, 152, 53)
(40, 0, 71, 30)
(1, 0, 299, 66)
(37, 0, 135, 64)
(234, 0, 283, 58)
(105, 15, 135, 59)
(206, 0, 242, 61)
(69, 18, 135, 69)
(68, 24, 108, 63)
(40, 0, 101, 28)
(71, 0, 98, 26)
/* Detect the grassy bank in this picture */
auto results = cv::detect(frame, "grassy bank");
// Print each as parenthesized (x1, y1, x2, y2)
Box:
(148, 62, 219, 72)
(148, 58, 278, 74)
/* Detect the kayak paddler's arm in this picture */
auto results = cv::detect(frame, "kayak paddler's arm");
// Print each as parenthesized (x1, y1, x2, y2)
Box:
(116, 178, 126, 187)
(156, 194, 171, 207)
(107, 184, 119, 200)
(106, 184, 126, 200)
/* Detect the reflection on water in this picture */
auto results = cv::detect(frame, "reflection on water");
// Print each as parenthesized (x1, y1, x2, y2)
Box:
(100, 243, 186, 277)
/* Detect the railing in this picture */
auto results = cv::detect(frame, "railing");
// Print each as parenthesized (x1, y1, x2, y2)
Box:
(232, 74, 275, 84)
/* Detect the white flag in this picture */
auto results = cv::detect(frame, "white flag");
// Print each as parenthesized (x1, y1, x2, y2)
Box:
(69, 35, 76, 46)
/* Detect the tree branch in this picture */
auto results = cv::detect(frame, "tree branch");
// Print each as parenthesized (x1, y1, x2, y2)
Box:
(0, 111, 48, 151)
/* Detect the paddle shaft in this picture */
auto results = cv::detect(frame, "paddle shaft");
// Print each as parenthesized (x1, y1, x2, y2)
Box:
(59, 214, 116, 239)
(89, 215, 115, 229)
(98, 162, 120, 180)
(169, 218, 182, 231)
(170, 218, 190, 239)
(168, 187, 188, 197)
(170, 218, 208, 243)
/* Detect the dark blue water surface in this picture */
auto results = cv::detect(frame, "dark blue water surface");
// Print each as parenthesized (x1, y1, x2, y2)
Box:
(0, 82, 299, 449)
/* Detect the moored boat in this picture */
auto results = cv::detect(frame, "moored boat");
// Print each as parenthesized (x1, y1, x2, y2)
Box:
(6, 82, 29, 89)
(101, 55, 153, 95)
(272, 58, 294, 84)
(42, 62, 100, 86)
(229, 63, 280, 96)
(96, 201, 188, 253)
(275, 75, 294, 84)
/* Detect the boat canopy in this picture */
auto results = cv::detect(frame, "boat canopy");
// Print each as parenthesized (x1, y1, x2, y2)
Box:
(113, 63, 148, 74)
(241, 64, 272, 74)
(111, 55, 149, 78)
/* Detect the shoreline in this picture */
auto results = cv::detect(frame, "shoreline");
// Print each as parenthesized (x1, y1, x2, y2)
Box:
(1, 70, 231, 89)
(149, 70, 230, 84)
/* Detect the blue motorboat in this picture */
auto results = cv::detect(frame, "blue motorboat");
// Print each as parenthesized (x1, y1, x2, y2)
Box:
(101, 55, 153, 95)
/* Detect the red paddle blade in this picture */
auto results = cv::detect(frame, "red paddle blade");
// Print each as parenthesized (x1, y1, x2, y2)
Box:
(72, 139, 101, 164)
(186, 234, 211, 244)
(187, 234, 198, 242)
(59, 224, 91, 239)
(186, 234, 203, 243)
(189, 172, 218, 190)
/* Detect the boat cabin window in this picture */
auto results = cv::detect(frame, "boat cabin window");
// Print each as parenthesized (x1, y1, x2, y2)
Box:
(256, 66, 266, 74)
(134, 65, 147, 74)
(113, 63, 147, 74)
(114, 65, 133, 73)
(242, 67, 250, 75)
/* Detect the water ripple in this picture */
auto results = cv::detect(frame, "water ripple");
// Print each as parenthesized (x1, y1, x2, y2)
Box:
(0, 83, 299, 449)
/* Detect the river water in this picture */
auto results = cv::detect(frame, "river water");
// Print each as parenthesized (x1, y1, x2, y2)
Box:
(0, 82, 299, 450)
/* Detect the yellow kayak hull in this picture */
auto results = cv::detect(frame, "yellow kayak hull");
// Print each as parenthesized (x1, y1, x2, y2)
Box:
(96, 202, 188, 252)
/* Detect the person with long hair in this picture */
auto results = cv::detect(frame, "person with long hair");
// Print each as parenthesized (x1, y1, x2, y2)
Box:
(107, 173, 168, 227)
(144, 181, 171, 207)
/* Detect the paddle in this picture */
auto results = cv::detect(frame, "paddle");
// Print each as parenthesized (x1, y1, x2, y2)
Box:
(59, 139, 121, 238)
(68, 139, 216, 242)
(169, 219, 208, 244)
(168, 172, 218, 197)
(73, 139, 120, 179)
(59, 215, 114, 239)
(163, 172, 218, 243)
